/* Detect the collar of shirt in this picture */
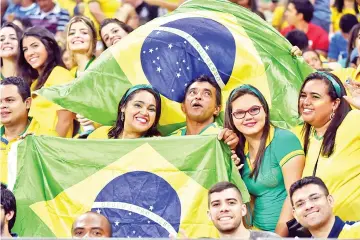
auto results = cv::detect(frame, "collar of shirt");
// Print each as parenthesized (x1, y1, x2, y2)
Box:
(34, 3, 61, 18)
(327, 216, 345, 238)
(244, 125, 275, 156)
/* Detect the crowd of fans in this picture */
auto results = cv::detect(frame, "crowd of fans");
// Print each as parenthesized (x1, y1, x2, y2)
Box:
(1, 0, 360, 238)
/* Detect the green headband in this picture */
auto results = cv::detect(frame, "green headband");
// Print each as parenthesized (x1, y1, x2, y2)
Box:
(123, 84, 159, 102)
(317, 72, 342, 98)
(229, 84, 266, 103)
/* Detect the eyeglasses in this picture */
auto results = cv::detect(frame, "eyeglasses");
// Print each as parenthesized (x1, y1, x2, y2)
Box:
(232, 106, 262, 119)
(293, 194, 327, 210)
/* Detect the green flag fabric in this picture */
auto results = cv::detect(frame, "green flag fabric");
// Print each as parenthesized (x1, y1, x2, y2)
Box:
(37, 0, 313, 135)
(11, 135, 249, 238)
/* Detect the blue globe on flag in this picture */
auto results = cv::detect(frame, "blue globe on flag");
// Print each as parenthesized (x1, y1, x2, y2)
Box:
(91, 171, 181, 238)
(140, 17, 237, 102)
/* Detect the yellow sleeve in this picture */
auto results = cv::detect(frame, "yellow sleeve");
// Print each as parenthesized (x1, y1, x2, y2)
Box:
(55, 0, 76, 16)
(44, 66, 74, 88)
(87, 126, 112, 139)
(339, 222, 360, 239)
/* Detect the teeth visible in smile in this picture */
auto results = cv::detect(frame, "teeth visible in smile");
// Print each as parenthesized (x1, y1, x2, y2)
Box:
(29, 57, 38, 63)
(136, 117, 147, 123)
(3, 47, 13, 50)
(219, 217, 231, 221)
(303, 109, 313, 113)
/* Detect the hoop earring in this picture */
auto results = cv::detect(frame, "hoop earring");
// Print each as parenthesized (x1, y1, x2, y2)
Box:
(121, 112, 124, 121)
(330, 111, 335, 120)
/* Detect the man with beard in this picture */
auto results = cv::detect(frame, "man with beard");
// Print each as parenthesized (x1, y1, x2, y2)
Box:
(207, 181, 279, 238)
(1, 183, 17, 238)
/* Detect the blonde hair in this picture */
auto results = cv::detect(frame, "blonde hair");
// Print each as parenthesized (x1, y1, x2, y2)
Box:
(66, 16, 97, 61)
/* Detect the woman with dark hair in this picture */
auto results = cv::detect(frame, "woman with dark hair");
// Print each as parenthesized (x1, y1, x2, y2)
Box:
(303, 49, 323, 70)
(345, 23, 360, 67)
(88, 84, 161, 139)
(224, 85, 305, 236)
(0, 22, 23, 79)
(331, 0, 359, 33)
(298, 72, 360, 220)
(99, 18, 133, 50)
(18, 26, 74, 138)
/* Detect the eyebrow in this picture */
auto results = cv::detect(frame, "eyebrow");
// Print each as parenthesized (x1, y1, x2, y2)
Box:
(134, 100, 156, 108)
(295, 193, 318, 203)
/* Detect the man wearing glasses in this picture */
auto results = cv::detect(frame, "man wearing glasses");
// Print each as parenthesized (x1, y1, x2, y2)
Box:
(290, 176, 360, 238)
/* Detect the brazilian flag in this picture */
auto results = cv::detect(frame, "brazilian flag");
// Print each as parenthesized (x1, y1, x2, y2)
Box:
(11, 135, 249, 238)
(38, 0, 312, 135)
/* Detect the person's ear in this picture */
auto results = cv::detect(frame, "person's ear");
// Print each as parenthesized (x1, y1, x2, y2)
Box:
(207, 210, 212, 221)
(181, 102, 185, 114)
(241, 203, 247, 217)
(25, 97, 32, 110)
(327, 194, 334, 207)
(5, 210, 14, 221)
(333, 98, 340, 111)
(213, 105, 221, 117)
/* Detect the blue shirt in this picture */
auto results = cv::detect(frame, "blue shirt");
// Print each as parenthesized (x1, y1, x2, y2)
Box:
(328, 32, 348, 61)
(311, 0, 331, 32)
(3, 3, 38, 21)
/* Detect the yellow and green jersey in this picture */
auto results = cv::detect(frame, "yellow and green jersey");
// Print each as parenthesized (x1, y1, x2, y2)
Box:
(0, 117, 58, 184)
(302, 110, 360, 220)
(30, 66, 74, 138)
(170, 122, 222, 136)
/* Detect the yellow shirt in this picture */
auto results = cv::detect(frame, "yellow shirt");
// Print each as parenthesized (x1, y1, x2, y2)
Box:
(0, 118, 58, 184)
(339, 222, 360, 239)
(170, 122, 222, 136)
(87, 126, 112, 139)
(331, 7, 360, 32)
(332, 64, 360, 83)
(30, 66, 74, 138)
(272, 6, 289, 31)
(302, 110, 360, 220)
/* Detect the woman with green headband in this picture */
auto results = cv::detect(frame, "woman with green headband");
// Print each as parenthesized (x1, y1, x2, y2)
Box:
(298, 72, 360, 220)
(224, 84, 305, 236)
(88, 84, 161, 139)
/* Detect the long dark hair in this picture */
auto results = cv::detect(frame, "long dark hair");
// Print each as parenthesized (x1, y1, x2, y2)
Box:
(346, 23, 360, 67)
(224, 85, 271, 180)
(99, 18, 133, 49)
(298, 72, 351, 157)
(18, 27, 65, 89)
(333, 0, 359, 14)
(108, 87, 162, 139)
(0, 22, 23, 66)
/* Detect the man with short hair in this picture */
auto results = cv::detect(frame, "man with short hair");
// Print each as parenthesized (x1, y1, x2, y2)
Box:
(281, 0, 329, 56)
(72, 211, 112, 238)
(170, 75, 238, 149)
(28, 0, 70, 37)
(290, 176, 360, 238)
(1, 183, 17, 238)
(208, 181, 279, 238)
(0, 77, 57, 184)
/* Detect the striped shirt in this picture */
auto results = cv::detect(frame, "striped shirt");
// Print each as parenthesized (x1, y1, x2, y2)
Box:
(29, 4, 70, 34)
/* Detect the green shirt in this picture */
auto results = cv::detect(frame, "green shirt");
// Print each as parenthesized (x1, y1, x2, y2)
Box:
(169, 122, 222, 136)
(242, 126, 304, 231)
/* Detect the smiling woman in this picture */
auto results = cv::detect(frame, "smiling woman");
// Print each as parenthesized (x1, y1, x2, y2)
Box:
(99, 18, 133, 50)
(0, 22, 23, 79)
(88, 84, 162, 139)
(298, 72, 360, 221)
(17, 26, 75, 138)
(224, 84, 305, 236)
